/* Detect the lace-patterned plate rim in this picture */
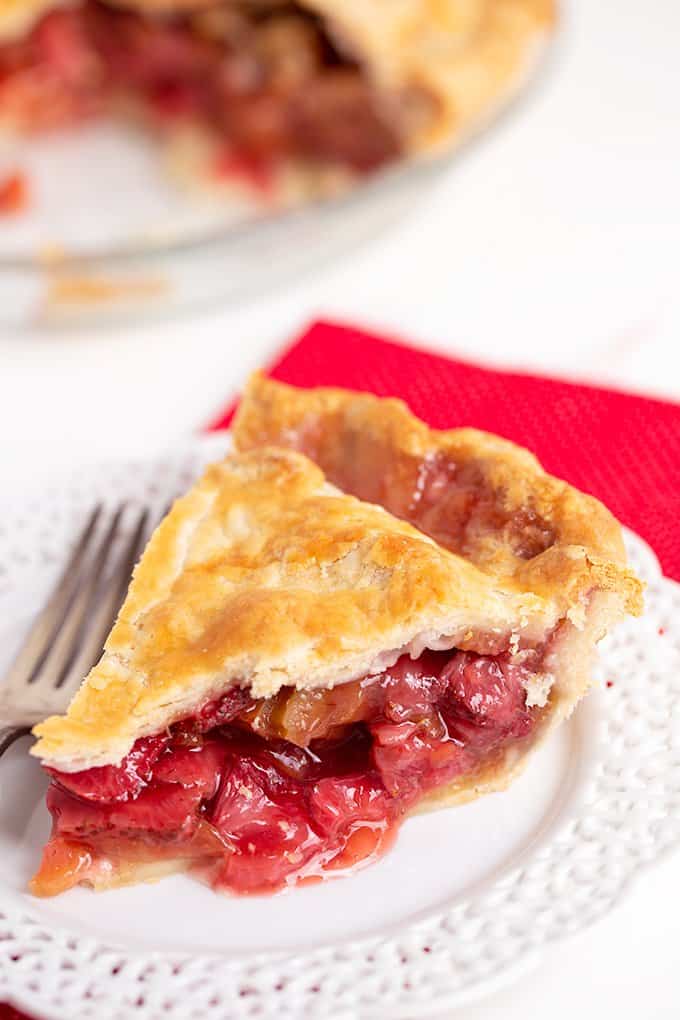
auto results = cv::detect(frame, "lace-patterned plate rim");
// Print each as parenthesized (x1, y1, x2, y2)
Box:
(0, 435, 677, 1020)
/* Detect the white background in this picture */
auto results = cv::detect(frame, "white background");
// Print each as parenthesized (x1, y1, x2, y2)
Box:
(1, 0, 679, 1016)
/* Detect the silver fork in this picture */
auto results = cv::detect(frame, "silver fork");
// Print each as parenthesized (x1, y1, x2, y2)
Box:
(0, 503, 152, 759)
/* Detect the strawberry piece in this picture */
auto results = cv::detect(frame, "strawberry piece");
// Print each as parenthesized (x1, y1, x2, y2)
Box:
(209, 757, 321, 893)
(441, 652, 533, 747)
(209, 757, 303, 843)
(48, 780, 205, 840)
(379, 651, 451, 723)
(308, 772, 391, 838)
(197, 688, 255, 731)
(371, 717, 472, 800)
(34, 10, 101, 86)
(47, 734, 169, 803)
(152, 739, 226, 799)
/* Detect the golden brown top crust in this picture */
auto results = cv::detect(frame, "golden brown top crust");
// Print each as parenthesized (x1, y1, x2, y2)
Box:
(34, 446, 595, 771)
(233, 374, 643, 615)
(303, 0, 556, 154)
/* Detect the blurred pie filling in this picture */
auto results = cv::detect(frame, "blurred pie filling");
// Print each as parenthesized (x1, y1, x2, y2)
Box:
(0, 1, 402, 180)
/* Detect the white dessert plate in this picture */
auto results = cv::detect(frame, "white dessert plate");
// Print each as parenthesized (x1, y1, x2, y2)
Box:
(0, 433, 678, 1019)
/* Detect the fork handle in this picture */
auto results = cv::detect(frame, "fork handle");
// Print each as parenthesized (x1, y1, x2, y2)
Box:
(0, 725, 31, 759)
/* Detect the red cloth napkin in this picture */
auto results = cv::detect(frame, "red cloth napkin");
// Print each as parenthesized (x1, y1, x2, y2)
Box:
(213, 319, 680, 582)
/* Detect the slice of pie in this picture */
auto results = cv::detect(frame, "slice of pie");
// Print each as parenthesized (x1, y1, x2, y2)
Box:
(0, 0, 555, 202)
(30, 443, 641, 897)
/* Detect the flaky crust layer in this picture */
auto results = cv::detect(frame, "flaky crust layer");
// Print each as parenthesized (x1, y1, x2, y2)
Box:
(233, 374, 643, 611)
(33, 446, 598, 771)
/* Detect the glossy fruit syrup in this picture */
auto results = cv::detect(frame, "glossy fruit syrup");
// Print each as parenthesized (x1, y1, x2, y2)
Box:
(32, 649, 539, 896)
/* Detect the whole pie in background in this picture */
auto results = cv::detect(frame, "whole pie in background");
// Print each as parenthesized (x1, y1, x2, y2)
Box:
(0, 0, 556, 203)
(29, 388, 642, 899)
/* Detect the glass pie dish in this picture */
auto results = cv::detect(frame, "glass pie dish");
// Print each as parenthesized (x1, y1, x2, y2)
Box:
(0, 137, 456, 329)
(0, 0, 556, 329)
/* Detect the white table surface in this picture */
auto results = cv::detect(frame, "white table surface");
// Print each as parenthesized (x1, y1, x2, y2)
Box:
(1, 0, 679, 1016)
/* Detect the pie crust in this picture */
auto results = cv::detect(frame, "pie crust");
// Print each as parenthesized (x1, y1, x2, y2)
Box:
(233, 373, 640, 580)
(303, 0, 556, 156)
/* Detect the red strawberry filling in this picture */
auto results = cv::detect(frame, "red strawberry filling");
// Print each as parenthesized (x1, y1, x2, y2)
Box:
(31, 648, 544, 897)
(45, 733, 170, 802)
(0, 1, 401, 179)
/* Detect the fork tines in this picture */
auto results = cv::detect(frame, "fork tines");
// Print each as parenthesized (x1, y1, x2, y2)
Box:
(1, 503, 152, 724)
